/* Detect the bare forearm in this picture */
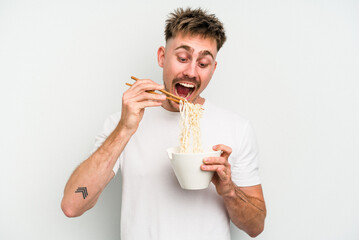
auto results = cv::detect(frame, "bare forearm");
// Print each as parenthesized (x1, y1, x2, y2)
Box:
(223, 186, 266, 238)
(61, 79, 165, 217)
(61, 125, 131, 217)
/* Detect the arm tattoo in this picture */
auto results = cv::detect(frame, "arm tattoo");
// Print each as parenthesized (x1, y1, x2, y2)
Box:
(75, 187, 88, 199)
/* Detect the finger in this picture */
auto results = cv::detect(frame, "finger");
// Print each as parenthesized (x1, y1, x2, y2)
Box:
(137, 99, 164, 109)
(131, 92, 166, 103)
(131, 78, 156, 86)
(130, 79, 164, 95)
(133, 79, 164, 91)
(203, 157, 228, 166)
(127, 84, 164, 99)
(123, 90, 166, 110)
(201, 164, 227, 172)
(212, 144, 232, 158)
(202, 164, 229, 181)
(217, 167, 229, 181)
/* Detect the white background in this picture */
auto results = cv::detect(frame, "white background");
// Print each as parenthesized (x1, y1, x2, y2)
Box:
(1, 0, 358, 239)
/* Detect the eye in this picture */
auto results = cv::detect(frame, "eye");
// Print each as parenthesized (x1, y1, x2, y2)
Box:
(199, 63, 209, 68)
(178, 57, 188, 63)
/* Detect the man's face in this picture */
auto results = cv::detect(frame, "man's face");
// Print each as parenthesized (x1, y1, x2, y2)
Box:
(157, 34, 218, 111)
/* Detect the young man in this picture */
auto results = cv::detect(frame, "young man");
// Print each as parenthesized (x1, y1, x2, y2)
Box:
(61, 8, 266, 239)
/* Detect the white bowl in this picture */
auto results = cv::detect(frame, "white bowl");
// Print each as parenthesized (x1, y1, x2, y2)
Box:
(167, 147, 221, 190)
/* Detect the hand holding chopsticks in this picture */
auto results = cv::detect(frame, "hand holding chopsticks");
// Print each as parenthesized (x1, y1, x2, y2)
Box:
(126, 76, 185, 104)
(121, 78, 169, 134)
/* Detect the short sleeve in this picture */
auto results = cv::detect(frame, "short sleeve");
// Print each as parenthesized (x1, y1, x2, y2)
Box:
(230, 121, 261, 187)
(91, 112, 122, 175)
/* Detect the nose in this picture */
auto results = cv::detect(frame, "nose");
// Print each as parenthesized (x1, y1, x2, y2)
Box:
(182, 61, 197, 80)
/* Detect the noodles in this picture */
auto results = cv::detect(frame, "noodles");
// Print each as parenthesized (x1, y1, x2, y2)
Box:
(179, 100, 203, 153)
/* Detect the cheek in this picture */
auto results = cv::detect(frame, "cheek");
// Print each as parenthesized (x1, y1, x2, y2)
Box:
(164, 59, 175, 73)
(164, 61, 186, 78)
(198, 70, 214, 88)
(162, 62, 178, 88)
(200, 68, 214, 80)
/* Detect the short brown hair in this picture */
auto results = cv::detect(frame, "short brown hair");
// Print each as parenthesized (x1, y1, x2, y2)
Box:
(165, 7, 226, 51)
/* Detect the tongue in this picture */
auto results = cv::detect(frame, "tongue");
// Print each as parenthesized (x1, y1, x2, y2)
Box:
(176, 84, 191, 97)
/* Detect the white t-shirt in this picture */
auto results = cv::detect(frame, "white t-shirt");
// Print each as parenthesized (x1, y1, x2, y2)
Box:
(92, 100, 261, 240)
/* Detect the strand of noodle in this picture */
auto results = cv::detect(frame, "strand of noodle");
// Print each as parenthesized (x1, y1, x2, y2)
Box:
(179, 100, 203, 153)
(179, 100, 189, 153)
(191, 103, 203, 152)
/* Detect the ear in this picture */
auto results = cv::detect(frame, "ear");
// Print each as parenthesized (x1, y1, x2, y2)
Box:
(212, 61, 217, 74)
(157, 46, 165, 68)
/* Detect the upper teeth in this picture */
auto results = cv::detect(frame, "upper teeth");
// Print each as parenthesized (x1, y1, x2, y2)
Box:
(179, 83, 195, 88)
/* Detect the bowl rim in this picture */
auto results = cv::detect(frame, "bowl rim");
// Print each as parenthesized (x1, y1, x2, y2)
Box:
(167, 146, 222, 155)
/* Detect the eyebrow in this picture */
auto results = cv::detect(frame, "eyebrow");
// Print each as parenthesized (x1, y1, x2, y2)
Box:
(175, 45, 214, 60)
(199, 50, 214, 60)
(175, 45, 193, 53)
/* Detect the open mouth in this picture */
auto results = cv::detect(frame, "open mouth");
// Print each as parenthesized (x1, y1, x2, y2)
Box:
(174, 82, 196, 101)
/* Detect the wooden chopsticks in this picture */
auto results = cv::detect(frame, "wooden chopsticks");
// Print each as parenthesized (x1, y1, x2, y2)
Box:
(125, 82, 181, 103)
(126, 76, 185, 104)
